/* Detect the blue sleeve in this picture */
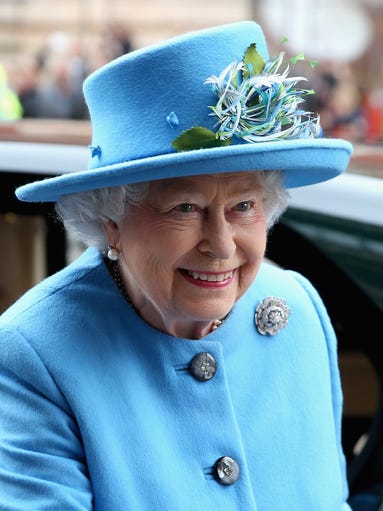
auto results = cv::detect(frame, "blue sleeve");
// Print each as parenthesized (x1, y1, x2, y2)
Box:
(0, 328, 93, 510)
(287, 270, 352, 509)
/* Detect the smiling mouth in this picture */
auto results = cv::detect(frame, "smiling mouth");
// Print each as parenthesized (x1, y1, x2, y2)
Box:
(181, 269, 234, 282)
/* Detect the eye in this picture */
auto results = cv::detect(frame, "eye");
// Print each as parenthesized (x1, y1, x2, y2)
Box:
(173, 203, 196, 213)
(232, 201, 254, 212)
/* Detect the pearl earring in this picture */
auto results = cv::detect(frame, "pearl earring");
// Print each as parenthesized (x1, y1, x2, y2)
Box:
(107, 246, 119, 261)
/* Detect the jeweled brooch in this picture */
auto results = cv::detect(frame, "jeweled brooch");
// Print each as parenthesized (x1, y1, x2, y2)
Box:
(255, 296, 290, 335)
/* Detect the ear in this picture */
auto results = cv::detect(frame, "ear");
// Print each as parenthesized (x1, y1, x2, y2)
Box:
(102, 220, 121, 251)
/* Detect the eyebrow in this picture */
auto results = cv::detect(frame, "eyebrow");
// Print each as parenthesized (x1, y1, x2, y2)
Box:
(153, 175, 261, 196)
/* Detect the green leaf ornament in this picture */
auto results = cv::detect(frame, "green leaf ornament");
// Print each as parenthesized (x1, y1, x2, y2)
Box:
(290, 52, 305, 64)
(243, 43, 265, 79)
(172, 126, 232, 152)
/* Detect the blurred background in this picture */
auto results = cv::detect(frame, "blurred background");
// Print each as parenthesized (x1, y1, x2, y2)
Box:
(0, 0, 382, 148)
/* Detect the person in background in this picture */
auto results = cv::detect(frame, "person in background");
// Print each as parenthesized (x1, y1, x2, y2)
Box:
(0, 21, 354, 510)
(0, 63, 23, 120)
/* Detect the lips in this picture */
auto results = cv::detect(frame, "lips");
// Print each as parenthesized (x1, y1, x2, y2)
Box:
(186, 270, 233, 282)
(180, 268, 235, 287)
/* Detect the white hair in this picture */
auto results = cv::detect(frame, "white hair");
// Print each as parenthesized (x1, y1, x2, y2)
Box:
(55, 171, 290, 252)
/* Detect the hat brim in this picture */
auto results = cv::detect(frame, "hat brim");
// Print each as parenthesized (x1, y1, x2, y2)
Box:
(16, 138, 353, 202)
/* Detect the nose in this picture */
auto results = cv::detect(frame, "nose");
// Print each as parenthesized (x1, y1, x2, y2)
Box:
(198, 211, 236, 260)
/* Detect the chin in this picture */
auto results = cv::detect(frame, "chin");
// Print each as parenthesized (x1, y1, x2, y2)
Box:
(186, 300, 235, 322)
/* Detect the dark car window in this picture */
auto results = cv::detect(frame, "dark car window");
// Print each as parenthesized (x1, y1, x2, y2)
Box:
(282, 208, 383, 311)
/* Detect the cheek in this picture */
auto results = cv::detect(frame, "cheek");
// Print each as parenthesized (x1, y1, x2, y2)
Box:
(120, 220, 198, 272)
(242, 222, 267, 258)
(237, 229, 266, 293)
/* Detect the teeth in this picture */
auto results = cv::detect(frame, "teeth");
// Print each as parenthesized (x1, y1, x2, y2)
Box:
(188, 270, 232, 282)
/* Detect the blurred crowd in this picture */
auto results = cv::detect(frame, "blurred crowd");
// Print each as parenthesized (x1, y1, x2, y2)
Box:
(0, 23, 133, 122)
(307, 61, 383, 144)
(1, 23, 383, 145)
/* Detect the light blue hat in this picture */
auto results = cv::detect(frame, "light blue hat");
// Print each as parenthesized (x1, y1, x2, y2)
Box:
(16, 20, 352, 203)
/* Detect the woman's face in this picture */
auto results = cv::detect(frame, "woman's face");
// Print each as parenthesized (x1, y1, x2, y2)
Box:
(104, 172, 267, 339)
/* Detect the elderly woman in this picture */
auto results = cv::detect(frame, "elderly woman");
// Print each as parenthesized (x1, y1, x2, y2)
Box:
(0, 21, 353, 511)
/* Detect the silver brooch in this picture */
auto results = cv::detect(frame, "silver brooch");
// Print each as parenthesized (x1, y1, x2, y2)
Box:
(255, 296, 290, 335)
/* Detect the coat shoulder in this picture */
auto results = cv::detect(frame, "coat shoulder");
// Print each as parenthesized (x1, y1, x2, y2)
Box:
(252, 261, 321, 302)
(245, 261, 334, 339)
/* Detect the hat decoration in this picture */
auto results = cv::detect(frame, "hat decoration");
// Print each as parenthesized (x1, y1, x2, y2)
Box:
(172, 43, 321, 152)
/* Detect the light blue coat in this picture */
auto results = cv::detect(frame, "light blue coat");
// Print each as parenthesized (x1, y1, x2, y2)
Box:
(0, 248, 351, 510)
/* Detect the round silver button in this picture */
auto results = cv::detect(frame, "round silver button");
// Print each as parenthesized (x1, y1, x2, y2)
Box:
(214, 456, 240, 485)
(189, 352, 217, 382)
